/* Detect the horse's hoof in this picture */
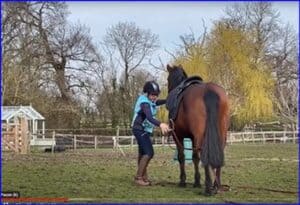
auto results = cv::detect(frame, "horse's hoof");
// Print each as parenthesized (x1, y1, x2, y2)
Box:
(204, 191, 213, 196)
(217, 185, 231, 192)
(178, 182, 186, 187)
(204, 188, 217, 196)
(193, 183, 201, 188)
(204, 191, 212, 196)
(204, 191, 216, 196)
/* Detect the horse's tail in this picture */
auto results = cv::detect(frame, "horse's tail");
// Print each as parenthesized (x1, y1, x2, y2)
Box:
(200, 89, 224, 168)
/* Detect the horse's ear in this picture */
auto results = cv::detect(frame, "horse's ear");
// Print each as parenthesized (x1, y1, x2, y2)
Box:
(167, 64, 172, 72)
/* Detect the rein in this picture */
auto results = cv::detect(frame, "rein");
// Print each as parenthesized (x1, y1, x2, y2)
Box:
(168, 119, 195, 152)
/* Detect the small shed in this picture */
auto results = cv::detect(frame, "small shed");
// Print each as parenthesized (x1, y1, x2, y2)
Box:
(1, 105, 45, 139)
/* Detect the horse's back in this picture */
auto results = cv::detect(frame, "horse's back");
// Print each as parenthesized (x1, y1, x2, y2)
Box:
(183, 82, 229, 146)
(184, 82, 228, 104)
(205, 82, 228, 102)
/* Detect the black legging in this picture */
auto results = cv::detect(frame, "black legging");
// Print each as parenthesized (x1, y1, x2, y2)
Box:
(132, 129, 154, 158)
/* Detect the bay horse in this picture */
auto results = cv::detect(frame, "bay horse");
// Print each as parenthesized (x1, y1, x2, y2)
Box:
(166, 64, 230, 195)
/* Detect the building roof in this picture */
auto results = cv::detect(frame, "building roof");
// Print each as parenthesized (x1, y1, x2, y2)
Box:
(1, 106, 45, 121)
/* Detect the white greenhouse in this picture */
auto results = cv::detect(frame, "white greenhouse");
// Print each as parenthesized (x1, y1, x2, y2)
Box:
(1, 105, 48, 145)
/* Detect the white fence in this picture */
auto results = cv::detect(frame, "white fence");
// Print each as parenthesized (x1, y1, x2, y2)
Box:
(114, 131, 298, 149)
(31, 130, 298, 154)
(227, 131, 298, 144)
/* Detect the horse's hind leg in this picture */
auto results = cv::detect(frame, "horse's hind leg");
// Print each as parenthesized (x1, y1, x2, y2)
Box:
(214, 167, 221, 189)
(204, 165, 217, 196)
(192, 149, 201, 188)
(177, 148, 186, 187)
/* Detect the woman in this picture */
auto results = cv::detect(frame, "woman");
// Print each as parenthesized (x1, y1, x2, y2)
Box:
(131, 81, 170, 186)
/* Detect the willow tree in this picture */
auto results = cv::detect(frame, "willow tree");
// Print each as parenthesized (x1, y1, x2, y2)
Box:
(223, 2, 298, 129)
(174, 32, 209, 79)
(208, 23, 275, 128)
(169, 22, 275, 130)
(155, 87, 169, 125)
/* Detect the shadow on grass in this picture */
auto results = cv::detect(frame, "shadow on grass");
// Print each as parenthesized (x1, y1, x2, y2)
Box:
(152, 180, 207, 195)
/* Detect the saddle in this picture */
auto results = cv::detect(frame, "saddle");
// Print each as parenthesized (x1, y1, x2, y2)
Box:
(166, 76, 203, 120)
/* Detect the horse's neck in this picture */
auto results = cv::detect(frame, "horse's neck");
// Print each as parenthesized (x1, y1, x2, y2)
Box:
(171, 77, 187, 90)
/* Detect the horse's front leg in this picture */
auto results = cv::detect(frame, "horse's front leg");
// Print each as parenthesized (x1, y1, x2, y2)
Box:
(177, 147, 186, 187)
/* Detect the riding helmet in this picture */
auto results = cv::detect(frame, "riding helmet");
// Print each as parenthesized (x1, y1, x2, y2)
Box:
(143, 81, 160, 95)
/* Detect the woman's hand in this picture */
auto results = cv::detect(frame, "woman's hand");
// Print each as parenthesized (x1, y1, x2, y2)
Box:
(159, 123, 171, 135)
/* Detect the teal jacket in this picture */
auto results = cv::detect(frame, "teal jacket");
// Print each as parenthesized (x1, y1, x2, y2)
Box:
(131, 94, 159, 133)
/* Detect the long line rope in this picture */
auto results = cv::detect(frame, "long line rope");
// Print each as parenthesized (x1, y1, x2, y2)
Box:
(168, 119, 195, 151)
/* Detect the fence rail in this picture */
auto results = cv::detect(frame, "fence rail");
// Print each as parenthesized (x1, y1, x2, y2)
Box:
(227, 131, 298, 144)
(30, 130, 298, 154)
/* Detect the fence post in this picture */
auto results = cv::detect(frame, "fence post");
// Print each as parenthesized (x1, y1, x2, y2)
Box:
(112, 137, 116, 150)
(263, 132, 265, 144)
(15, 124, 20, 153)
(94, 136, 97, 149)
(131, 135, 134, 151)
(293, 131, 296, 144)
(74, 134, 77, 150)
(20, 118, 28, 154)
(273, 133, 275, 143)
(252, 132, 254, 143)
(242, 133, 245, 144)
(116, 126, 120, 149)
(116, 126, 120, 136)
(52, 131, 55, 153)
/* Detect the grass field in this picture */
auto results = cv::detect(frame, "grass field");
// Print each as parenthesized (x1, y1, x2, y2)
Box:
(2, 143, 299, 203)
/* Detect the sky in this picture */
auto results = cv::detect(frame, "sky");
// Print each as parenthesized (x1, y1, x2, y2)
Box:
(66, 1, 299, 65)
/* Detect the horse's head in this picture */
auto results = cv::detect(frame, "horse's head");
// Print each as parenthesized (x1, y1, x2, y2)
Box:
(166, 64, 188, 93)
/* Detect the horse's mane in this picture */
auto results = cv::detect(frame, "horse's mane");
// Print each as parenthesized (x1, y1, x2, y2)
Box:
(173, 65, 188, 78)
(168, 65, 188, 91)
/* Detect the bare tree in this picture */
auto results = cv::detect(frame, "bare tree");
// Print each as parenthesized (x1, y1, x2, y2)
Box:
(224, 2, 281, 64)
(2, 2, 45, 105)
(86, 49, 121, 128)
(103, 21, 159, 88)
(2, 2, 100, 128)
(102, 21, 160, 127)
(268, 24, 298, 127)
